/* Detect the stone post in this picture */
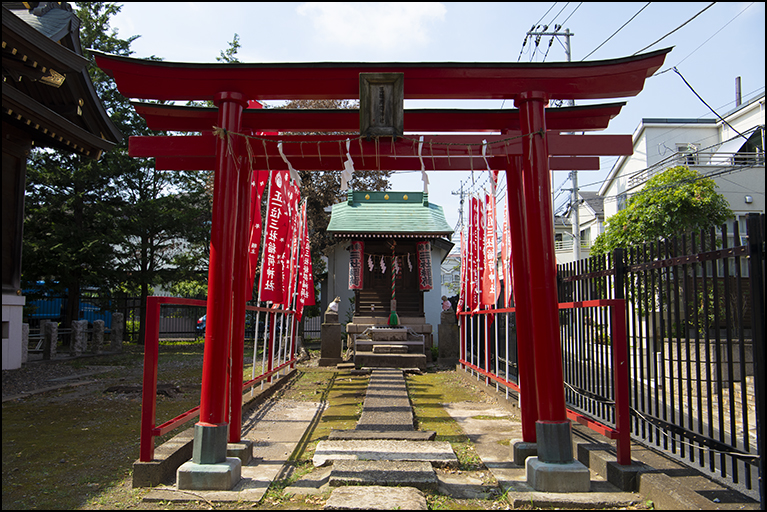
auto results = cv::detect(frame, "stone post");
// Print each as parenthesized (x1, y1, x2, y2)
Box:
(111, 313, 124, 352)
(71, 319, 88, 356)
(437, 306, 459, 365)
(91, 320, 105, 353)
(319, 306, 343, 367)
(44, 320, 58, 360)
(22, 323, 29, 364)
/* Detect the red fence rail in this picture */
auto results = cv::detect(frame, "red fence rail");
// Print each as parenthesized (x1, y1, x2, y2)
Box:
(458, 298, 631, 465)
(139, 296, 297, 462)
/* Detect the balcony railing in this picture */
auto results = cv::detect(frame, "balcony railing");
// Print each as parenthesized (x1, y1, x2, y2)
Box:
(628, 151, 765, 188)
(555, 238, 595, 252)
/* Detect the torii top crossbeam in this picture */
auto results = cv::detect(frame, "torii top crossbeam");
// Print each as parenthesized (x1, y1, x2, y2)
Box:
(92, 49, 670, 102)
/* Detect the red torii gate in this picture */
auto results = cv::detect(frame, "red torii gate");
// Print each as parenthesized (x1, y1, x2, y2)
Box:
(94, 48, 669, 491)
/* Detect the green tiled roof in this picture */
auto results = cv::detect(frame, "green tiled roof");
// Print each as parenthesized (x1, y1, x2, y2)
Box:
(326, 191, 453, 238)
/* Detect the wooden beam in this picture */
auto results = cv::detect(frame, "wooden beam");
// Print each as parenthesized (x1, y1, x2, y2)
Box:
(94, 49, 670, 102)
(152, 155, 599, 172)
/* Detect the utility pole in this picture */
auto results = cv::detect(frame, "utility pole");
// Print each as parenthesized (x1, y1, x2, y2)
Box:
(570, 170, 581, 261)
(527, 26, 580, 260)
(452, 180, 466, 232)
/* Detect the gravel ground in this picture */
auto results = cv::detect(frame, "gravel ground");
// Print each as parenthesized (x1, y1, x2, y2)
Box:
(1, 360, 99, 399)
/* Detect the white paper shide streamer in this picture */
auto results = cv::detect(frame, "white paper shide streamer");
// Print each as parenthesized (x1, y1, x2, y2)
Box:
(418, 135, 429, 194)
(278, 141, 302, 187)
(340, 138, 355, 192)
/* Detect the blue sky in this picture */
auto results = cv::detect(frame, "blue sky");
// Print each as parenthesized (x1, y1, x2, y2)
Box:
(110, 2, 765, 238)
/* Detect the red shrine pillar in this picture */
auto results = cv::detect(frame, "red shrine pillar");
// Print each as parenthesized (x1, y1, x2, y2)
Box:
(504, 155, 538, 450)
(228, 151, 251, 443)
(515, 91, 574, 464)
(194, 91, 248, 464)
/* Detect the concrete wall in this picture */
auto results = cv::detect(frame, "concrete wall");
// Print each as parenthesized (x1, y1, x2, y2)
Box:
(2, 293, 25, 370)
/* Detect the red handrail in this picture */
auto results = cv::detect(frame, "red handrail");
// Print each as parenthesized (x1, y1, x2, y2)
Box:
(139, 296, 298, 462)
(458, 299, 631, 465)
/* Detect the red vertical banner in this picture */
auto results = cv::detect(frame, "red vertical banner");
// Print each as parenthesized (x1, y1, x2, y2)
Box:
(259, 169, 290, 303)
(348, 240, 364, 290)
(481, 193, 497, 306)
(281, 180, 300, 306)
(467, 199, 475, 312)
(468, 197, 478, 312)
(474, 196, 485, 312)
(416, 241, 433, 291)
(501, 200, 513, 307)
(457, 230, 466, 313)
(296, 203, 315, 321)
(247, 169, 269, 298)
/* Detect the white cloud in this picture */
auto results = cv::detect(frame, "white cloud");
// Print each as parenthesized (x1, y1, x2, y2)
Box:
(296, 2, 446, 51)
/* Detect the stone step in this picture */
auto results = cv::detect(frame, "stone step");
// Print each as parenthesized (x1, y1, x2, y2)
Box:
(329, 460, 438, 491)
(356, 340, 424, 350)
(329, 429, 436, 441)
(372, 344, 409, 354)
(312, 439, 458, 468)
(355, 352, 426, 370)
(324, 485, 427, 510)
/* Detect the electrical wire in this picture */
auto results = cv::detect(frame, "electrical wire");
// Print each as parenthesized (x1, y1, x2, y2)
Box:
(672, 67, 751, 142)
(560, 2, 582, 27)
(581, 2, 651, 61)
(652, 2, 756, 76)
(632, 2, 716, 55)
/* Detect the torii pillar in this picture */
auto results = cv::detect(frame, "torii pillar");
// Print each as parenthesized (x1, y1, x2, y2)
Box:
(177, 91, 248, 490)
(516, 91, 589, 491)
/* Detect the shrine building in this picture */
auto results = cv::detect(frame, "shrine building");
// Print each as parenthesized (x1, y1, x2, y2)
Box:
(324, 190, 453, 352)
(2, 2, 122, 369)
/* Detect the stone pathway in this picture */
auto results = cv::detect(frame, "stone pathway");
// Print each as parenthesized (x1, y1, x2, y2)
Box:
(313, 368, 455, 510)
(142, 398, 325, 504)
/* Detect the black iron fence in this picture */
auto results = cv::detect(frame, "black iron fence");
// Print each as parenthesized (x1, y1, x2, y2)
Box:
(558, 213, 764, 500)
(25, 289, 325, 348)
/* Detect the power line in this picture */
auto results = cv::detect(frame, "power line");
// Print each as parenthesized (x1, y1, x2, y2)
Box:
(652, 2, 756, 76)
(546, 2, 570, 28)
(581, 2, 651, 61)
(632, 2, 716, 55)
(560, 2, 583, 27)
(672, 67, 751, 142)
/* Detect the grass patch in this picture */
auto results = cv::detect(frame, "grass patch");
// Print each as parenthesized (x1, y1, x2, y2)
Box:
(289, 369, 369, 462)
(406, 371, 489, 471)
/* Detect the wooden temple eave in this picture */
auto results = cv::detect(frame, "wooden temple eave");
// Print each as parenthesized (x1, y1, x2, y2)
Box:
(2, 6, 89, 77)
(2, 7, 123, 157)
(3, 82, 115, 157)
(332, 233, 453, 239)
(93, 49, 671, 102)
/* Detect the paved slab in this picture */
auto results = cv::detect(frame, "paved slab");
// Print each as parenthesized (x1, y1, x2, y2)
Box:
(313, 439, 458, 468)
(324, 485, 427, 510)
(442, 401, 642, 508)
(143, 399, 324, 503)
(329, 460, 438, 491)
(355, 368, 414, 431)
(329, 429, 436, 441)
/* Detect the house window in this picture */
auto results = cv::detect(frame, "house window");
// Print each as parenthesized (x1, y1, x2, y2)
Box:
(580, 228, 590, 245)
(617, 193, 628, 211)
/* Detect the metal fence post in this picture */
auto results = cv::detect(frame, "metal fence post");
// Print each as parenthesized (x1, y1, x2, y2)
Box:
(746, 213, 765, 506)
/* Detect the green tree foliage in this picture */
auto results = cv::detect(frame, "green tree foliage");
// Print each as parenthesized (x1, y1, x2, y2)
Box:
(22, 2, 211, 343)
(590, 166, 732, 255)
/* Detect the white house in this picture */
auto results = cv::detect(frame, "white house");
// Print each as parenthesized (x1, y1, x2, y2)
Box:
(555, 191, 606, 265)
(599, 92, 765, 236)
